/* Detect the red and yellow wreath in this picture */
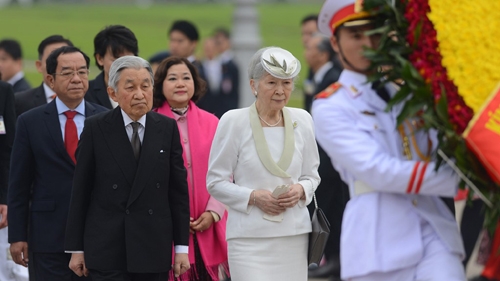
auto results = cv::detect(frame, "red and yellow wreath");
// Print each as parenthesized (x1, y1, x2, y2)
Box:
(362, 0, 500, 232)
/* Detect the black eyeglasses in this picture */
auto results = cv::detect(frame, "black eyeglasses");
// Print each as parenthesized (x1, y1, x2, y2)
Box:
(53, 69, 90, 79)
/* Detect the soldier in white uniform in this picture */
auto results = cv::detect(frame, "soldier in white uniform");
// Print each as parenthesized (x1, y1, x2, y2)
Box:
(312, 1, 466, 280)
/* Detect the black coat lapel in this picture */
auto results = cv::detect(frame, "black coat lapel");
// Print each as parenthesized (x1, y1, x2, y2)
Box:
(127, 112, 164, 207)
(92, 72, 113, 109)
(99, 107, 137, 186)
(34, 85, 47, 107)
(43, 101, 75, 166)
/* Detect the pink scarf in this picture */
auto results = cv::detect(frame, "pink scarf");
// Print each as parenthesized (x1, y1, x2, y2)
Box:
(155, 101, 229, 281)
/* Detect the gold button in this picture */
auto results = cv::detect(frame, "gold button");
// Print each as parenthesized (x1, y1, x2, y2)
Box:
(412, 199, 418, 206)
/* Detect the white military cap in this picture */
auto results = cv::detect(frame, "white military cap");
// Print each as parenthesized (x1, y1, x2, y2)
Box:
(318, 0, 372, 36)
(261, 47, 301, 80)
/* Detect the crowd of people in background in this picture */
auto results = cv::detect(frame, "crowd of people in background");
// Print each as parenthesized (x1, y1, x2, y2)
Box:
(0, 1, 499, 280)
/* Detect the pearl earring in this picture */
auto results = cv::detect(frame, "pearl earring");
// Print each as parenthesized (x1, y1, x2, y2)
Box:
(254, 91, 257, 96)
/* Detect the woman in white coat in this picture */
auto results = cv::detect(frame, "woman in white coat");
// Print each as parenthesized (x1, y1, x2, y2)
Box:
(206, 46, 321, 281)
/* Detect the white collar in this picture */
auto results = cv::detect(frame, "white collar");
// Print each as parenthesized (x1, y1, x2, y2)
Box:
(56, 97, 85, 116)
(313, 61, 333, 84)
(219, 50, 233, 63)
(43, 83, 56, 99)
(121, 109, 147, 128)
(7, 71, 24, 86)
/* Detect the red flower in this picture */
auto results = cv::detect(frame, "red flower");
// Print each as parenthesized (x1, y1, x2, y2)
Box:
(404, 0, 473, 134)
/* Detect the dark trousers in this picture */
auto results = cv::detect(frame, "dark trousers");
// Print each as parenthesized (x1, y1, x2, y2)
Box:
(307, 144, 350, 277)
(461, 200, 485, 267)
(89, 269, 169, 281)
(31, 252, 92, 281)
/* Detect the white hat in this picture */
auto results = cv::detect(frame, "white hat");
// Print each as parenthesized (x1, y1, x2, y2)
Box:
(261, 47, 301, 79)
(318, 0, 372, 36)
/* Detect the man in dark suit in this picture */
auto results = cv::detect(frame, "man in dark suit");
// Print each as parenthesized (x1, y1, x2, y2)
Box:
(0, 39, 31, 93)
(0, 80, 25, 281)
(0, 80, 15, 227)
(65, 56, 190, 281)
(305, 33, 346, 281)
(15, 35, 73, 116)
(197, 28, 239, 118)
(85, 25, 138, 109)
(8, 46, 108, 281)
(301, 14, 319, 112)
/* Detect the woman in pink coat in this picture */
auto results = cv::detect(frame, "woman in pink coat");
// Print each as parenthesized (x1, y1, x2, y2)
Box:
(153, 57, 229, 281)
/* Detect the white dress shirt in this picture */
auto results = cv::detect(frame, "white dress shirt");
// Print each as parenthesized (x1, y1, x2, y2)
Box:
(43, 83, 56, 103)
(56, 98, 85, 141)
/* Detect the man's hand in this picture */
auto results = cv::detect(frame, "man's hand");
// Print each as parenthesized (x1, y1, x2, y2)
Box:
(69, 253, 88, 277)
(0, 204, 7, 229)
(173, 253, 190, 278)
(190, 212, 214, 233)
(10, 241, 29, 267)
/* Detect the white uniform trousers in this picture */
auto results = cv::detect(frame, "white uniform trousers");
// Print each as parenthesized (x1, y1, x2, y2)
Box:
(348, 218, 466, 281)
(0, 227, 29, 281)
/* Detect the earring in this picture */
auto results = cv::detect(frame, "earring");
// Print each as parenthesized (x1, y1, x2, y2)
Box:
(254, 91, 257, 96)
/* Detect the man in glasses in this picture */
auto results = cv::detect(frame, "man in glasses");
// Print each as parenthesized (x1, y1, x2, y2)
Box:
(8, 46, 107, 281)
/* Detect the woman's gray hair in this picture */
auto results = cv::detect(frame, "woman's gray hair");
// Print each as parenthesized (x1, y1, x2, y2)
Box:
(247, 47, 270, 82)
(108, 56, 154, 91)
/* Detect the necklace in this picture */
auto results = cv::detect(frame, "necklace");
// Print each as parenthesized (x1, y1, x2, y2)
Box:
(258, 114, 282, 127)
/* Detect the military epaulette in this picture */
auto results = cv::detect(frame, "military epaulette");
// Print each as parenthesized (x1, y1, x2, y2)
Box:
(315, 82, 342, 100)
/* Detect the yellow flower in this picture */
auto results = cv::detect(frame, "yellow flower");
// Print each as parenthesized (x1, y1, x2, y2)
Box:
(428, 0, 500, 113)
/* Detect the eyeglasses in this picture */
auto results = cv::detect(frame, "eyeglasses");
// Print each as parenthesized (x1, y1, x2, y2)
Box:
(52, 69, 90, 79)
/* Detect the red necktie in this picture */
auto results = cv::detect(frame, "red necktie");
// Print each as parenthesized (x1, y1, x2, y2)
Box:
(64, 111, 78, 164)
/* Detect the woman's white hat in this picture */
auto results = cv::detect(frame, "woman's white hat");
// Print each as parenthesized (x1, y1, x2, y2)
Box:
(261, 47, 301, 79)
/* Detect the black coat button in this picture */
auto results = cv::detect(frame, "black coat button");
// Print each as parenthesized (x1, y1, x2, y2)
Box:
(126, 210, 130, 214)
(148, 209, 153, 215)
(112, 184, 118, 189)
(156, 183, 160, 188)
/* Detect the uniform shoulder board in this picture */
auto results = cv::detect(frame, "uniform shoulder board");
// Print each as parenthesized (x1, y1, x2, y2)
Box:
(315, 82, 342, 100)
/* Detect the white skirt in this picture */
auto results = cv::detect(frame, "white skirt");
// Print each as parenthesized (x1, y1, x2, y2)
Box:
(227, 233, 308, 281)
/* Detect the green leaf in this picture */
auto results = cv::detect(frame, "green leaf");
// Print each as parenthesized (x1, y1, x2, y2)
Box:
(435, 85, 450, 125)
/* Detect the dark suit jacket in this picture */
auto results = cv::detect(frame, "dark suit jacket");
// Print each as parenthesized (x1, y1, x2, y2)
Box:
(65, 108, 190, 273)
(85, 71, 113, 109)
(0, 81, 16, 204)
(304, 61, 343, 112)
(197, 59, 239, 118)
(14, 83, 47, 116)
(8, 100, 108, 252)
(307, 61, 346, 261)
(12, 77, 31, 93)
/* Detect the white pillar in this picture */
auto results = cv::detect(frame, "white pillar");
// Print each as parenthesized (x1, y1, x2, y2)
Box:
(232, 0, 262, 108)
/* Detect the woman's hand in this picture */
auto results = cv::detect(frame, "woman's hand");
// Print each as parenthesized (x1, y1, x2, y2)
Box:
(277, 184, 305, 208)
(190, 212, 214, 233)
(254, 189, 286, 215)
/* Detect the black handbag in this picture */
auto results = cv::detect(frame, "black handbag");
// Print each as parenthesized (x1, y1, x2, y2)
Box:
(308, 193, 331, 267)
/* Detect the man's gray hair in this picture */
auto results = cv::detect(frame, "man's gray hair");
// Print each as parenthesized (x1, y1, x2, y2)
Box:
(313, 32, 335, 61)
(108, 56, 154, 91)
